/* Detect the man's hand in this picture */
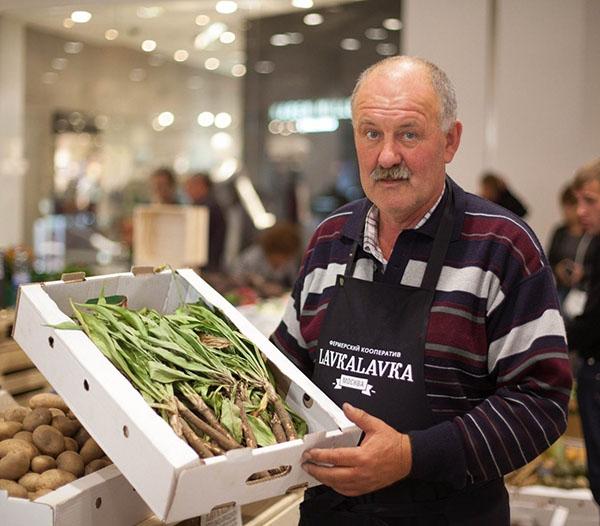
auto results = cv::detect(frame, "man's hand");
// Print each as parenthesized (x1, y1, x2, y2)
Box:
(301, 403, 412, 496)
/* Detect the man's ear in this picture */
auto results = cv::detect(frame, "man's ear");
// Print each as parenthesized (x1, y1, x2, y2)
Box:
(444, 121, 462, 163)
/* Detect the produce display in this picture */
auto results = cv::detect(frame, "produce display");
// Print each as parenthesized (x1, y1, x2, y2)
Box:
(506, 437, 588, 490)
(55, 295, 306, 464)
(0, 393, 112, 500)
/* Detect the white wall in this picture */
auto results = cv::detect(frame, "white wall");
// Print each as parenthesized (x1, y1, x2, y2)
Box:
(403, 0, 600, 247)
(0, 17, 26, 247)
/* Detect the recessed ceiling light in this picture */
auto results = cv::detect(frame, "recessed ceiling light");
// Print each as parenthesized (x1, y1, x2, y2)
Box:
(215, 112, 232, 129)
(129, 68, 146, 82)
(42, 72, 59, 84)
(71, 11, 92, 24)
(231, 64, 246, 77)
(62, 18, 74, 29)
(136, 6, 164, 19)
(152, 117, 165, 132)
(303, 13, 323, 26)
(220, 31, 236, 44)
(340, 38, 361, 51)
(197, 112, 215, 127)
(216, 1, 238, 14)
(292, 0, 313, 8)
(376, 43, 397, 56)
(194, 22, 227, 49)
(51, 58, 68, 71)
(105, 29, 119, 40)
(365, 28, 387, 40)
(270, 34, 290, 47)
(210, 132, 233, 150)
(64, 42, 83, 54)
(173, 50, 189, 62)
(255, 61, 275, 74)
(383, 18, 403, 31)
(141, 40, 157, 52)
(287, 32, 304, 44)
(205, 57, 220, 70)
(195, 14, 210, 26)
(157, 112, 175, 127)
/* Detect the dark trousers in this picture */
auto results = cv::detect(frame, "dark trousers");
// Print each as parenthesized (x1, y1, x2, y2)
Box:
(577, 358, 600, 506)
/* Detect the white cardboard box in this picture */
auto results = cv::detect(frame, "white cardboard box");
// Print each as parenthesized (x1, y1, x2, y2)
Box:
(133, 205, 209, 268)
(13, 269, 361, 524)
(0, 465, 153, 526)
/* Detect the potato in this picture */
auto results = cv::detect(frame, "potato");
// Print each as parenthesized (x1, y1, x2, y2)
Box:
(74, 427, 90, 449)
(31, 455, 56, 474)
(52, 415, 80, 437)
(29, 488, 52, 499)
(0, 479, 28, 498)
(28, 394, 69, 413)
(36, 468, 76, 490)
(0, 451, 30, 480)
(84, 458, 110, 475)
(0, 421, 23, 440)
(3, 407, 31, 423)
(79, 438, 103, 465)
(0, 438, 39, 461)
(13, 431, 34, 444)
(32, 425, 65, 457)
(63, 437, 78, 452)
(56, 451, 84, 477)
(19, 472, 41, 492)
(48, 408, 65, 418)
(23, 408, 53, 432)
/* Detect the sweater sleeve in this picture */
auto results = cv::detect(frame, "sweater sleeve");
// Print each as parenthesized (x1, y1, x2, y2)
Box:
(409, 267, 572, 487)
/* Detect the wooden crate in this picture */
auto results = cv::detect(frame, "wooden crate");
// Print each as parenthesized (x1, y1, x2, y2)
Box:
(133, 205, 209, 268)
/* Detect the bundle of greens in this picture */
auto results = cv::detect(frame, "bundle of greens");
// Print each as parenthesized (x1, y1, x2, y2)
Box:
(55, 297, 306, 461)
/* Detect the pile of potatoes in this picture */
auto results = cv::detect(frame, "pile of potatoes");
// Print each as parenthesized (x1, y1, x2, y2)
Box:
(0, 393, 112, 500)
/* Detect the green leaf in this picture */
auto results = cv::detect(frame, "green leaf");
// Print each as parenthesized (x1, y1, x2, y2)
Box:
(247, 414, 277, 447)
(220, 397, 242, 443)
(148, 361, 195, 383)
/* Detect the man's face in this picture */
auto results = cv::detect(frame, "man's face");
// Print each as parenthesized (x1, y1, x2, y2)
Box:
(152, 174, 175, 204)
(352, 62, 461, 226)
(574, 179, 600, 234)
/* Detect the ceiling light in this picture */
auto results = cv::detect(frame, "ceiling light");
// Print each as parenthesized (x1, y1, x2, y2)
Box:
(173, 49, 189, 62)
(141, 39, 157, 52)
(194, 22, 227, 49)
(195, 14, 210, 26)
(105, 29, 119, 40)
(365, 28, 387, 40)
(51, 58, 68, 71)
(270, 34, 290, 47)
(383, 18, 403, 31)
(62, 18, 74, 29)
(303, 13, 323, 26)
(292, 0, 313, 8)
(64, 42, 83, 54)
(214, 112, 232, 129)
(71, 11, 92, 24)
(268, 120, 283, 134)
(152, 117, 164, 132)
(197, 112, 215, 127)
(136, 6, 164, 19)
(376, 43, 397, 56)
(340, 38, 360, 51)
(205, 57, 220, 70)
(157, 112, 175, 127)
(129, 68, 146, 82)
(287, 32, 304, 44)
(213, 158, 239, 183)
(210, 132, 233, 150)
(255, 60, 275, 74)
(219, 31, 236, 44)
(231, 64, 246, 77)
(215, 1, 238, 14)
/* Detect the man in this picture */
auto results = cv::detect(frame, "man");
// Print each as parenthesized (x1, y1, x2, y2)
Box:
(150, 167, 180, 205)
(271, 56, 572, 525)
(185, 172, 227, 272)
(566, 158, 600, 510)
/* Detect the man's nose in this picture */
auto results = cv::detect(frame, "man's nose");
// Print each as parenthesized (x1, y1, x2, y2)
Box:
(377, 139, 401, 168)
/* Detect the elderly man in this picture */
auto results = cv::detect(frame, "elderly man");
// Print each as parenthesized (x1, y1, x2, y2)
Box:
(567, 159, 600, 510)
(271, 56, 572, 525)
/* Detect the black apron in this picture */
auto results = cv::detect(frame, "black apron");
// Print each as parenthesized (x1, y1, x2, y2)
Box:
(302, 183, 509, 525)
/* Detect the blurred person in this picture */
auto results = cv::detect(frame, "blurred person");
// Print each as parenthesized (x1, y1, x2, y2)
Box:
(185, 172, 228, 272)
(230, 222, 301, 297)
(479, 171, 528, 218)
(271, 56, 571, 525)
(150, 167, 181, 205)
(566, 158, 600, 510)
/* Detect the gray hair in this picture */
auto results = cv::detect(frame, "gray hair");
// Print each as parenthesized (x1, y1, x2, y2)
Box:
(573, 158, 600, 189)
(350, 56, 458, 133)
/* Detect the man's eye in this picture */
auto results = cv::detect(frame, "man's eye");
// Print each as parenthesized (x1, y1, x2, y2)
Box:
(403, 131, 417, 140)
(366, 130, 379, 140)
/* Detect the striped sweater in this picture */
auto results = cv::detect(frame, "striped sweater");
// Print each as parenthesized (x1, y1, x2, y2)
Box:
(272, 177, 572, 489)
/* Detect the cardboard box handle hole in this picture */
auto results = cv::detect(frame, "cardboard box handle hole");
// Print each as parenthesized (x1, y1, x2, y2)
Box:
(302, 393, 313, 408)
(95, 497, 102, 509)
(83, 379, 90, 391)
(246, 465, 291, 485)
(123, 425, 129, 438)
(48, 336, 54, 348)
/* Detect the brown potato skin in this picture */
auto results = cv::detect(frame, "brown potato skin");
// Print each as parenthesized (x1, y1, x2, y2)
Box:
(0, 479, 28, 498)
(0, 451, 30, 480)
(22, 408, 53, 432)
(79, 438, 103, 465)
(52, 415, 80, 437)
(63, 437, 79, 452)
(31, 455, 57, 474)
(84, 458, 111, 475)
(13, 431, 34, 444)
(74, 427, 90, 449)
(28, 394, 69, 413)
(32, 425, 65, 457)
(0, 438, 39, 460)
(0, 421, 23, 440)
(3, 407, 31, 423)
(36, 468, 76, 490)
(19, 472, 41, 492)
(56, 451, 85, 477)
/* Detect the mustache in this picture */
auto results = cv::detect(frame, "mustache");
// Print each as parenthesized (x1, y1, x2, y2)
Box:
(370, 164, 411, 181)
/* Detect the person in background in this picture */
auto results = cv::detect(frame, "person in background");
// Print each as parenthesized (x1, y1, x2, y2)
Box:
(150, 167, 180, 205)
(479, 171, 528, 218)
(185, 172, 227, 272)
(230, 222, 301, 297)
(271, 55, 571, 525)
(547, 184, 586, 305)
(566, 158, 600, 511)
